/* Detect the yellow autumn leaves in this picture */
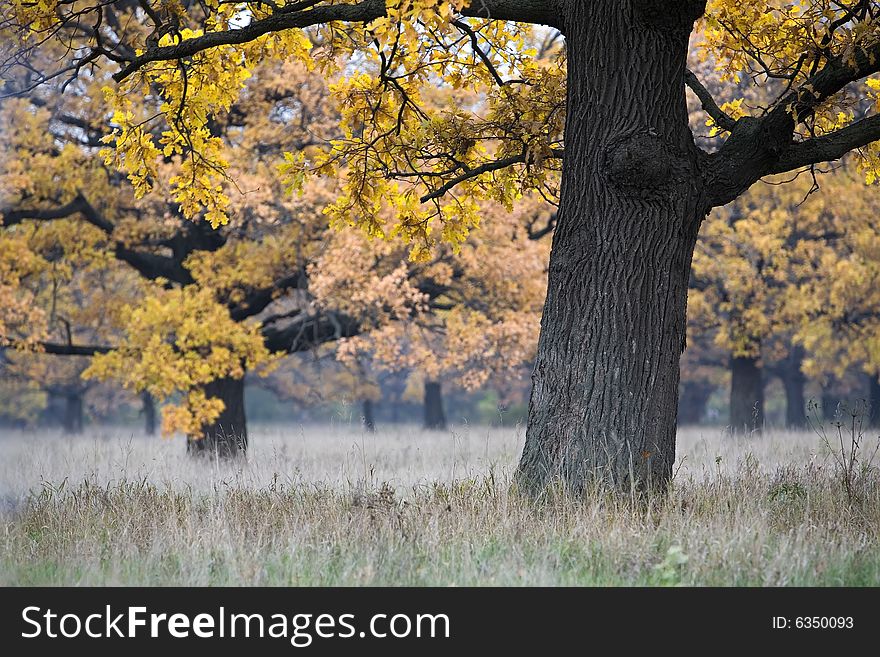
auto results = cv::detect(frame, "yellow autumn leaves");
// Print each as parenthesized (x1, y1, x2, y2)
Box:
(83, 286, 277, 435)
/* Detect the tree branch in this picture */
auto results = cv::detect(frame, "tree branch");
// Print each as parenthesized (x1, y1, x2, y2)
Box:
(37, 341, 114, 356)
(685, 69, 736, 132)
(229, 271, 307, 321)
(261, 311, 360, 354)
(2, 193, 113, 233)
(420, 148, 563, 203)
(111, 0, 563, 82)
(769, 113, 880, 174)
(1, 194, 195, 285)
(703, 39, 880, 208)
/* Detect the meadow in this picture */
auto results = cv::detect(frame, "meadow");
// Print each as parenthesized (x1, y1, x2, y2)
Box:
(1, 421, 878, 586)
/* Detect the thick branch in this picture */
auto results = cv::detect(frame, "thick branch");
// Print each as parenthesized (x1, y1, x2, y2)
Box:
(770, 114, 880, 174)
(229, 271, 306, 321)
(704, 39, 880, 207)
(2, 193, 113, 233)
(262, 311, 360, 354)
(113, 245, 194, 285)
(38, 341, 113, 356)
(112, 1, 562, 82)
(2, 195, 194, 285)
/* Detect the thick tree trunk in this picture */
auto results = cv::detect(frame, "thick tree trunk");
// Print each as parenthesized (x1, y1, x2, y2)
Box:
(424, 380, 447, 430)
(869, 374, 880, 429)
(141, 390, 157, 436)
(517, 2, 706, 493)
(187, 376, 247, 457)
(780, 347, 806, 429)
(820, 381, 838, 421)
(729, 356, 764, 434)
(678, 379, 713, 425)
(62, 390, 84, 435)
(361, 398, 376, 432)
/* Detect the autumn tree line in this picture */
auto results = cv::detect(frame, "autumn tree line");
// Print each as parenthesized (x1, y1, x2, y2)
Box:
(2, 1, 880, 493)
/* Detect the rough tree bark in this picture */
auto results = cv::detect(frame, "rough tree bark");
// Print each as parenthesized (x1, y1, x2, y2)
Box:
(141, 390, 157, 436)
(424, 380, 447, 430)
(361, 398, 376, 432)
(62, 389, 84, 435)
(729, 356, 764, 434)
(779, 347, 807, 429)
(517, 1, 707, 492)
(187, 376, 248, 457)
(677, 379, 713, 425)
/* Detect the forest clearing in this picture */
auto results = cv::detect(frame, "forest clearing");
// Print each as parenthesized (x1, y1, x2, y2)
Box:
(2, 422, 878, 586)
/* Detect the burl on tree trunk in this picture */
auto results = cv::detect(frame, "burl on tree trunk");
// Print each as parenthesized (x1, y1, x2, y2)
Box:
(187, 376, 248, 457)
(517, 2, 706, 493)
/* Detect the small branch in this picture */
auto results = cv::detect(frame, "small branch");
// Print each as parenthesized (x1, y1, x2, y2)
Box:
(420, 148, 563, 203)
(452, 19, 505, 87)
(685, 69, 736, 132)
(527, 212, 557, 240)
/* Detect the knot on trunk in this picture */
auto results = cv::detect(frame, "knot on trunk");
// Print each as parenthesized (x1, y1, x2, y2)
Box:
(606, 132, 683, 194)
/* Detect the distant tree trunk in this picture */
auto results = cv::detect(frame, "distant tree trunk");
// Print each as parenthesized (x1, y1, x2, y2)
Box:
(62, 389, 84, 434)
(141, 390, 157, 436)
(729, 356, 764, 434)
(869, 374, 880, 429)
(677, 380, 713, 425)
(361, 398, 375, 433)
(820, 380, 838, 421)
(780, 347, 807, 429)
(424, 380, 446, 430)
(187, 376, 247, 457)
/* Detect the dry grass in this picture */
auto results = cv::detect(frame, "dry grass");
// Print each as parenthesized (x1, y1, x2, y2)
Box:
(1, 422, 879, 586)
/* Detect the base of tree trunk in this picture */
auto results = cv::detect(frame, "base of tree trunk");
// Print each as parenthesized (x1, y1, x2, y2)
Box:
(678, 380, 714, 425)
(141, 390, 157, 436)
(820, 381, 838, 421)
(63, 391, 84, 435)
(781, 347, 807, 429)
(729, 356, 764, 435)
(187, 376, 248, 458)
(362, 398, 376, 432)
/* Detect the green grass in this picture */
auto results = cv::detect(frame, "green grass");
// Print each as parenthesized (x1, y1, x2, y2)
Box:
(1, 424, 878, 585)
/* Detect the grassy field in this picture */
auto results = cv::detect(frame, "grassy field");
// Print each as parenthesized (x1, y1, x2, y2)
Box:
(1, 421, 879, 586)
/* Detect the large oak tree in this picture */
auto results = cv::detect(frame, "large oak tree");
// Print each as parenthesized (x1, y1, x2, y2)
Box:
(4, 0, 880, 491)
